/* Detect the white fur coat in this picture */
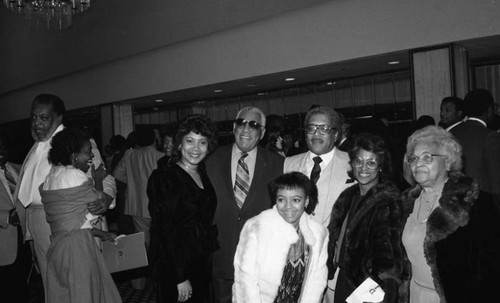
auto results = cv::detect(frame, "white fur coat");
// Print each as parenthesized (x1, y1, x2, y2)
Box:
(233, 206, 329, 303)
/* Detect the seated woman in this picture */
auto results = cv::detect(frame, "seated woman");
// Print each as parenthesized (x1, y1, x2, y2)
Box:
(401, 126, 500, 303)
(147, 114, 219, 303)
(233, 172, 328, 303)
(327, 133, 404, 303)
(40, 128, 121, 303)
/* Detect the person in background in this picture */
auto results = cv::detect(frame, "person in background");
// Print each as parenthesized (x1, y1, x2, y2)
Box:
(40, 127, 121, 303)
(157, 126, 175, 169)
(113, 128, 164, 289)
(15, 94, 115, 295)
(327, 133, 403, 303)
(205, 106, 284, 303)
(439, 96, 465, 131)
(450, 89, 500, 195)
(233, 172, 328, 303)
(415, 115, 435, 130)
(0, 131, 30, 303)
(336, 112, 352, 152)
(401, 126, 500, 303)
(147, 115, 219, 303)
(265, 127, 286, 157)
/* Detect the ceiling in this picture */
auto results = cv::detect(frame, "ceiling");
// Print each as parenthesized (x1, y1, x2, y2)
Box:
(2, 1, 500, 117)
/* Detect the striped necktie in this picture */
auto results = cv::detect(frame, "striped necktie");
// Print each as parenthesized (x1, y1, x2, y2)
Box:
(234, 153, 249, 209)
(310, 156, 322, 184)
(2, 165, 16, 195)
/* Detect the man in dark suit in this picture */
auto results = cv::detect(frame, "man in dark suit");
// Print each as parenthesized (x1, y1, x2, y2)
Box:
(206, 106, 284, 303)
(450, 89, 500, 195)
(0, 132, 30, 303)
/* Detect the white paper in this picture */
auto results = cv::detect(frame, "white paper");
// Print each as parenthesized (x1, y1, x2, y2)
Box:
(346, 277, 385, 303)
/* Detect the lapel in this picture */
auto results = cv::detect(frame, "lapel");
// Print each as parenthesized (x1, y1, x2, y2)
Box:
(13, 142, 37, 201)
(0, 177, 12, 206)
(324, 150, 350, 211)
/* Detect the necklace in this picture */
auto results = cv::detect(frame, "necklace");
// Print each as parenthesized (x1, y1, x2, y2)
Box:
(178, 161, 198, 174)
(416, 193, 438, 223)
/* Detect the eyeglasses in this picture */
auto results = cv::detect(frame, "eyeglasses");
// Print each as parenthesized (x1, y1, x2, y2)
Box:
(406, 152, 446, 166)
(351, 158, 380, 170)
(234, 118, 263, 131)
(305, 124, 336, 135)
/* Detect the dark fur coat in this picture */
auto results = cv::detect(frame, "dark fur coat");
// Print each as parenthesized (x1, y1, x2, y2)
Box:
(327, 181, 404, 302)
(400, 171, 500, 303)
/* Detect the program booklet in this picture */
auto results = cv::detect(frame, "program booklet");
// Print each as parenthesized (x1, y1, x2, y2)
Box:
(102, 232, 148, 273)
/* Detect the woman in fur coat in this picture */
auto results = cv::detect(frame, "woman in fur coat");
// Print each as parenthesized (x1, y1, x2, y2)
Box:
(327, 133, 404, 303)
(233, 172, 328, 303)
(400, 126, 500, 303)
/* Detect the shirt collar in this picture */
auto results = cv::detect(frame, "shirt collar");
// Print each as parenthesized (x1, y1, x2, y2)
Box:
(232, 144, 258, 159)
(466, 117, 487, 128)
(307, 147, 335, 167)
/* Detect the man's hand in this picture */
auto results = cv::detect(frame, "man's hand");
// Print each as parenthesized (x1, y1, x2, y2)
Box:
(87, 191, 112, 215)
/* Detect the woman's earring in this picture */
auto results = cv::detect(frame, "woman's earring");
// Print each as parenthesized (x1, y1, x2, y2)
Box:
(305, 203, 309, 208)
(178, 145, 182, 150)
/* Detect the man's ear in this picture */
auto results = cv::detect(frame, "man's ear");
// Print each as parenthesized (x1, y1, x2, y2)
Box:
(259, 128, 266, 140)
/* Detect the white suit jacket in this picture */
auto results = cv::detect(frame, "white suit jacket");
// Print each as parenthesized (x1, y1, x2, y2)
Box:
(284, 148, 352, 227)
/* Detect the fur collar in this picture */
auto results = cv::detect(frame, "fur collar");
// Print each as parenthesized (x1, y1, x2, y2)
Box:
(402, 171, 479, 302)
(330, 180, 401, 238)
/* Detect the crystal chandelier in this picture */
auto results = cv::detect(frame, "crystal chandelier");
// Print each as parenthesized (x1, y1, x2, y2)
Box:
(2, 0, 92, 31)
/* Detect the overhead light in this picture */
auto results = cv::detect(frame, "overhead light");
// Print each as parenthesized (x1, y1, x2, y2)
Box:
(2, 0, 92, 31)
(214, 89, 223, 93)
(153, 107, 159, 111)
(326, 82, 333, 86)
(257, 92, 266, 96)
(285, 77, 295, 82)
(388, 61, 400, 65)
(247, 83, 258, 87)
(155, 99, 163, 103)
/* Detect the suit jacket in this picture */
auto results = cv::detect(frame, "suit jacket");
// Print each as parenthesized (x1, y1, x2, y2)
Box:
(0, 162, 21, 266)
(205, 145, 284, 279)
(450, 119, 500, 195)
(284, 148, 352, 227)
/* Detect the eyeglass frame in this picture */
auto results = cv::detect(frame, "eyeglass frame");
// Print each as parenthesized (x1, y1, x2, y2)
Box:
(234, 118, 263, 131)
(305, 124, 337, 135)
(405, 152, 447, 166)
(351, 157, 380, 170)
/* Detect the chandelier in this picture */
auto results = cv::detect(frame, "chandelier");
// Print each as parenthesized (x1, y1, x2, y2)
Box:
(2, 0, 92, 31)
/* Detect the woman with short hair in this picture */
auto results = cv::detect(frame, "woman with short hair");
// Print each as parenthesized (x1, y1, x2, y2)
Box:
(401, 126, 500, 303)
(233, 172, 328, 303)
(327, 133, 404, 303)
(147, 114, 219, 303)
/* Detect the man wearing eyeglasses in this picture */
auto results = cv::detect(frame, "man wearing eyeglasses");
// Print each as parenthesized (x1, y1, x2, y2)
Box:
(206, 106, 284, 303)
(284, 106, 352, 301)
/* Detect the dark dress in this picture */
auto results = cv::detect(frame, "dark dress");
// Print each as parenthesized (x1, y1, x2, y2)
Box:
(147, 163, 218, 303)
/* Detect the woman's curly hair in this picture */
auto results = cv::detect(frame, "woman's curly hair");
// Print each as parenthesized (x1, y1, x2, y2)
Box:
(49, 128, 90, 166)
(170, 114, 218, 163)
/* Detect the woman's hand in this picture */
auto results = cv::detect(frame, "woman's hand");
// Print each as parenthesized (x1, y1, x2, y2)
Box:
(91, 163, 109, 181)
(91, 228, 117, 243)
(177, 280, 193, 302)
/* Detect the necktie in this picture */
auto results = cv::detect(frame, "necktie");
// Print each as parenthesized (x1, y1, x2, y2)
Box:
(310, 156, 322, 184)
(2, 165, 16, 195)
(234, 153, 250, 209)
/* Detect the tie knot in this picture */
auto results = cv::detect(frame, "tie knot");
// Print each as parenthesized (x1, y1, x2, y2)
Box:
(240, 152, 248, 160)
(313, 156, 322, 164)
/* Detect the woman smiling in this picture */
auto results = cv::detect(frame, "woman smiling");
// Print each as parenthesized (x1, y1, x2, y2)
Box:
(233, 172, 328, 303)
(327, 133, 404, 303)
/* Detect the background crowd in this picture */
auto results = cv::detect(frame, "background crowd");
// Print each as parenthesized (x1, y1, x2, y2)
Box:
(0, 88, 499, 303)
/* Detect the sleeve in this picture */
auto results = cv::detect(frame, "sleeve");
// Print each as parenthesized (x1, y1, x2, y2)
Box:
(232, 219, 262, 303)
(301, 227, 329, 302)
(371, 198, 404, 303)
(147, 169, 189, 283)
(102, 175, 116, 209)
(112, 152, 127, 183)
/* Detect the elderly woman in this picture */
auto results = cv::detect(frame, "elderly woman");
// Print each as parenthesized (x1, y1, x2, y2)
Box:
(233, 172, 328, 303)
(401, 126, 500, 303)
(327, 133, 404, 303)
(40, 128, 121, 303)
(147, 114, 219, 303)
